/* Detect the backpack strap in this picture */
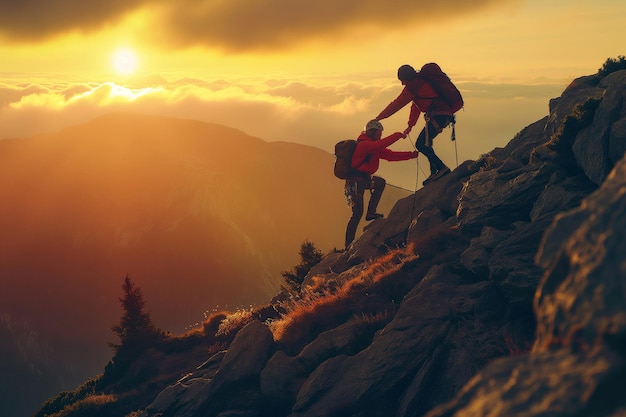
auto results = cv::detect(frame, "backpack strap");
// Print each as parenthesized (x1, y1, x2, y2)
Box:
(350, 143, 371, 177)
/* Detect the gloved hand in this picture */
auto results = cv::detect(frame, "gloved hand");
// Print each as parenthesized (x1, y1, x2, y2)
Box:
(412, 151, 419, 158)
(403, 125, 413, 136)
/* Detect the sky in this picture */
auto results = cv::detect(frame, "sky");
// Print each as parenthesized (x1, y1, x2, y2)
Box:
(1, 0, 624, 189)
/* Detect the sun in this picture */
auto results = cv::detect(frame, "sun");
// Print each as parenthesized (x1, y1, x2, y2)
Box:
(112, 48, 138, 76)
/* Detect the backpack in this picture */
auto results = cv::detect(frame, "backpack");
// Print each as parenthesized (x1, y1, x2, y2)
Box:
(334, 140, 366, 180)
(416, 63, 464, 113)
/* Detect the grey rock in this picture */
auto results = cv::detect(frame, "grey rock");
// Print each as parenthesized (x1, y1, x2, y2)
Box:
(535, 156, 626, 351)
(488, 217, 551, 306)
(573, 70, 626, 184)
(425, 346, 626, 417)
(529, 173, 596, 221)
(291, 266, 510, 417)
(260, 350, 306, 402)
(457, 162, 555, 232)
(491, 117, 548, 164)
(461, 226, 512, 276)
(544, 75, 605, 141)
(213, 320, 274, 386)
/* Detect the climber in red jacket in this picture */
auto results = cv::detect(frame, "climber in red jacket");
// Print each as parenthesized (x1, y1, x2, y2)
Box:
(376, 64, 454, 185)
(345, 119, 418, 248)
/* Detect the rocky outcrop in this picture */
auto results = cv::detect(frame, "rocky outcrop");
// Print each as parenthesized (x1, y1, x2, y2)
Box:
(425, 155, 626, 417)
(130, 69, 626, 417)
(145, 321, 275, 417)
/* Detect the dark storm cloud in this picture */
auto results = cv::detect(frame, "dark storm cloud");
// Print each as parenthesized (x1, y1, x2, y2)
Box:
(0, 0, 147, 40)
(156, 0, 518, 50)
(0, 0, 518, 50)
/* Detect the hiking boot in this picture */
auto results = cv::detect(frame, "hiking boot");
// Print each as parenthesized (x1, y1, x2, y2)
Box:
(422, 172, 438, 186)
(365, 212, 384, 221)
(423, 167, 450, 185)
(430, 166, 451, 182)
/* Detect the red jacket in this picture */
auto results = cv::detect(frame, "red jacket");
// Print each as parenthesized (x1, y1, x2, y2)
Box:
(376, 77, 453, 127)
(350, 132, 415, 175)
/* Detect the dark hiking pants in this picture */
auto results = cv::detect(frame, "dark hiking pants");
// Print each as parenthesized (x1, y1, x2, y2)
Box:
(415, 115, 453, 175)
(345, 175, 386, 247)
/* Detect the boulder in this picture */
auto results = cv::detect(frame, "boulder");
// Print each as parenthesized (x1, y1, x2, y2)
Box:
(456, 162, 555, 232)
(143, 321, 273, 417)
(425, 346, 626, 417)
(544, 75, 604, 141)
(573, 70, 626, 184)
(213, 320, 275, 385)
(535, 156, 626, 351)
(460, 226, 512, 276)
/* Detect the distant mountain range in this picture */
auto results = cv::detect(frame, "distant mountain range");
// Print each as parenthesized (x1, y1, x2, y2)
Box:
(0, 112, 409, 417)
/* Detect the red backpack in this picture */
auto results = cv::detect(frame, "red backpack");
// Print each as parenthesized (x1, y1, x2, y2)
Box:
(416, 63, 464, 113)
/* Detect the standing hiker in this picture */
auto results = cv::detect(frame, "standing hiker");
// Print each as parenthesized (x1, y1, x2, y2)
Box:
(344, 119, 418, 248)
(375, 64, 463, 185)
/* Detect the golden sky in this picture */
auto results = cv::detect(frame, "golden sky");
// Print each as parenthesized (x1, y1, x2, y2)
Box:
(1, 0, 624, 188)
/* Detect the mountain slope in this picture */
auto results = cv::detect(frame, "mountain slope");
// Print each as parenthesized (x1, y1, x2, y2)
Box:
(0, 112, 409, 417)
(32, 68, 626, 417)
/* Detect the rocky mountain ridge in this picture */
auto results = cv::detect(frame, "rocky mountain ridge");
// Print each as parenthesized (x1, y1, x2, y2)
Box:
(36, 67, 626, 417)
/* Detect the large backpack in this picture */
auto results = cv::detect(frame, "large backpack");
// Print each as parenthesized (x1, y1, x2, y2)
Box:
(416, 63, 464, 113)
(334, 140, 366, 180)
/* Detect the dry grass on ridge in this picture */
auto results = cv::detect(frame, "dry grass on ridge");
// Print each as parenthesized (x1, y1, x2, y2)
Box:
(268, 246, 419, 353)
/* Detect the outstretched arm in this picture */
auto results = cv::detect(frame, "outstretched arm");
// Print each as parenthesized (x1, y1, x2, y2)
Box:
(403, 103, 422, 135)
(408, 103, 422, 127)
(379, 149, 419, 161)
(376, 88, 413, 121)
(358, 132, 405, 154)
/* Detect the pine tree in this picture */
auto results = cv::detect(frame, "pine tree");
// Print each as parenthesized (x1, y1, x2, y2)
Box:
(281, 240, 323, 291)
(110, 275, 164, 360)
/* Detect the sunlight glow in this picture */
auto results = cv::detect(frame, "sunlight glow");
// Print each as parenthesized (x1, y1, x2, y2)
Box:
(112, 48, 138, 76)
(105, 83, 161, 101)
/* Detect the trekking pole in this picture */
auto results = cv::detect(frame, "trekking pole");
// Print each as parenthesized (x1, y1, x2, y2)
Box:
(409, 134, 419, 188)
(424, 115, 432, 147)
(451, 115, 459, 168)
(406, 133, 420, 228)
(404, 131, 427, 177)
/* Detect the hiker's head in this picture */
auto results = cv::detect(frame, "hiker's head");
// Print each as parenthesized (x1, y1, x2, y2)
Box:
(397, 65, 417, 85)
(365, 119, 384, 139)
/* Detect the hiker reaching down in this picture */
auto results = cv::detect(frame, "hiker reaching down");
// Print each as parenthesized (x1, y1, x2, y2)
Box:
(376, 64, 460, 186)
(344, 119, 418, 248)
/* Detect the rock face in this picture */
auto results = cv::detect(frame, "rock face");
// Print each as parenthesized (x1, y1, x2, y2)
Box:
(38, 69, 626, 417)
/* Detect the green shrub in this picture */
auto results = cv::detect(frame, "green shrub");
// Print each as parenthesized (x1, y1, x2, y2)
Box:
(34, 376, 102, 417)
(44, 394, 117, 417)
(596, 55, 626, 79)
(547, 97, 601, 152)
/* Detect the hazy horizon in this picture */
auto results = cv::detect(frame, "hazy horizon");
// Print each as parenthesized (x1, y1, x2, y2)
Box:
(2, 0, 623, 189)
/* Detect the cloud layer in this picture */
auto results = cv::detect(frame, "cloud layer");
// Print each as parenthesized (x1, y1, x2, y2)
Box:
(1, 0, 517, 50)
(0, 74, 562, 189)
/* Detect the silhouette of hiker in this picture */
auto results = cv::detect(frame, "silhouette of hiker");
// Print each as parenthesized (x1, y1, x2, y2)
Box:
(375, 64, 454, 185)
(345, 120, 418, 248)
